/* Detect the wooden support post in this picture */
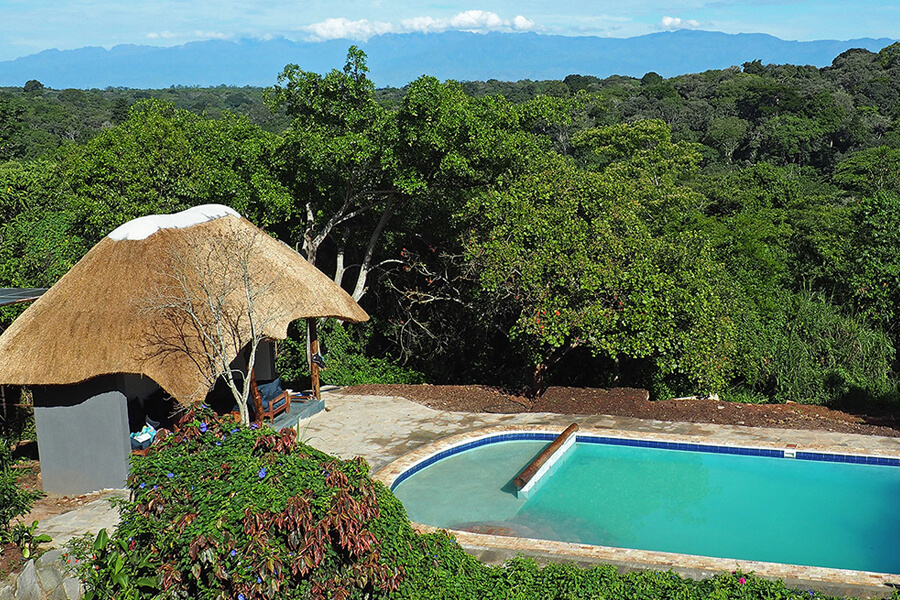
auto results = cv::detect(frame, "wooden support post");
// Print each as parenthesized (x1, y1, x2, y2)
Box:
(249, 368, 264, 424)
(308, 318, 321, 401)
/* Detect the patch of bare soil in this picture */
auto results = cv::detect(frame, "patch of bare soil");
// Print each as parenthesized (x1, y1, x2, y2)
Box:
(0, 542, 24, 580)
(339, 384, 900, 438)
(12, 458, 110, 526)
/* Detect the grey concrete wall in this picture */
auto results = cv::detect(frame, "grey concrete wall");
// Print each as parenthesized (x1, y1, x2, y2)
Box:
(33, 376, 131, 495)
(255, 340, 277, 381)
(228, 340, 277, 381)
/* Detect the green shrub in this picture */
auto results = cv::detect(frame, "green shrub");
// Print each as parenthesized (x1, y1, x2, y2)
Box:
(72, 405, 417, 599)
(276, 320, 424, 387)
(1, 520, 51, 559)
(0, 435, 41, 530)
(721, 386, 770, 404)
(731, 288, 894, 405)
(765, 290, 894, 405)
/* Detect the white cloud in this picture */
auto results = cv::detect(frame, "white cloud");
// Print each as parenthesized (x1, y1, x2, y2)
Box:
(660, 16, 701, 29)
(304, 11, 536, 41)
(448, 10, 505, 31)
(146, 31, 179, 40)
(513, 15, 536, 31)
(304, 18, 394, 42)
(400, 16, 440, 33)
(194, 30, 230, 40)
(146, 30, 229, 41)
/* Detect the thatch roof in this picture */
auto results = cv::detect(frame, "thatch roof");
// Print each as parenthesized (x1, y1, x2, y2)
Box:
(0, 205, 368, 402)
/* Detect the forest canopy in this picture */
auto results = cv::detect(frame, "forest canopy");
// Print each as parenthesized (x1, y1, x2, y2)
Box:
(2, 43, 900, 409)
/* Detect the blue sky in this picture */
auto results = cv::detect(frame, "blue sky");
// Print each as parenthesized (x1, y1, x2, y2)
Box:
(2, 0, 897, 62)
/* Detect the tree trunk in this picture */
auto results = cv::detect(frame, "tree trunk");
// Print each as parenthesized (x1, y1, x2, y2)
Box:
(529, 339, 581, 397)
(333, 234, 348, 288)
(351, 198, 395, 301)
(531, 362, 549, 396)
(308, 319, 321, 401)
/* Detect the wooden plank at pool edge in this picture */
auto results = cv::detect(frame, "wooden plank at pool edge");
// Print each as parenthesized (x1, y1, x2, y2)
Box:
(514, 422, 579, 497)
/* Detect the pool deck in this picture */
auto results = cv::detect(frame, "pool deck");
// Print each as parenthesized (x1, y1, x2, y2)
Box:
(308, 390, 900, 473)
(299, 390, 900, 599)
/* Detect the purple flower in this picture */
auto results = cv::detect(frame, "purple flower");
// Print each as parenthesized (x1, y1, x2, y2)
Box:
(166, 472, 174, 478)
(230, 549, 237, 557)
(257, 576, 262, 583)
(199, 422, 208, 433)
(258, 468, 267, 479)
(250, 423, 259, 430)
(139, 483, 145, 489)
(231, 428, 238, 433)
(215, 441, 222, 446)
(238, 595, 245, 600)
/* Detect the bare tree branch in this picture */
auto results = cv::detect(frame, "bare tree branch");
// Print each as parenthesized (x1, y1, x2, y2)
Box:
(139, 223, 285, 425)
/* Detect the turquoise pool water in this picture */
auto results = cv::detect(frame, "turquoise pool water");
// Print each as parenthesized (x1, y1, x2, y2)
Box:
(391, 439, 900, 574)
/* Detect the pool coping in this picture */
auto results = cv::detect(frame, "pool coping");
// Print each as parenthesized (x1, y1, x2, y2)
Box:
(373, 424, 900, 591)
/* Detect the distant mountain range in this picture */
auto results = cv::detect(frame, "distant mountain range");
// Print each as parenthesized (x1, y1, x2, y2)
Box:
(0, 30, 896, 90)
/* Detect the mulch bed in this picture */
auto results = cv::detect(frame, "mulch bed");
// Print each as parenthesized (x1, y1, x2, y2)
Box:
(339, 384, 900, 438)
(0, 542, 25, 581)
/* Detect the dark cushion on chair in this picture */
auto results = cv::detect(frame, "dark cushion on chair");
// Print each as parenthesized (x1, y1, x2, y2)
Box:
(257, 377, 284, 411)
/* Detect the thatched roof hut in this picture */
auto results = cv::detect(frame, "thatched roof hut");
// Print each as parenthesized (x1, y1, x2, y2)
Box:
(0, 205, 368, 402)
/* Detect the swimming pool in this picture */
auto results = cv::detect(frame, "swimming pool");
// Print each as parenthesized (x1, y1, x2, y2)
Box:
(388, 431, 900, 576)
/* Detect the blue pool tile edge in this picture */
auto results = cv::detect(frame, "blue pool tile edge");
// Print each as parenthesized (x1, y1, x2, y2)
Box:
(389, 432, 900, 489)
(795, 451, 900, 467)
(576, 435, 785, 458)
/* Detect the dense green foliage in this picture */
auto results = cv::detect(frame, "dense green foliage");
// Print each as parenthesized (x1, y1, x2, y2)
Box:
(0, 436, 41, 530)
(275, 321, 425, 387)
(3, 44, 900, 408)
(0, 84, 286, 161)
(70, 409, 861, 600)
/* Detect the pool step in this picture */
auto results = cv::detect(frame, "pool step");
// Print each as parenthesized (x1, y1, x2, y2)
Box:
(514, 423, 578, 499)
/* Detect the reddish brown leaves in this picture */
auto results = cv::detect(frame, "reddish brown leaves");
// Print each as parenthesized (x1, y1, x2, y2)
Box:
(253, 428, 295, 455)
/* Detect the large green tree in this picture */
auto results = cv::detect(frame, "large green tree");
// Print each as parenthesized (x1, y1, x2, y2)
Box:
(465, 144, 734, 395)
(267, 48, 542, 304)
(60, 99, 291, 246)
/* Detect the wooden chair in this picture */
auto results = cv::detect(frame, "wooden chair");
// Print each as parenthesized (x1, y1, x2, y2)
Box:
(253, 377, 290, 423)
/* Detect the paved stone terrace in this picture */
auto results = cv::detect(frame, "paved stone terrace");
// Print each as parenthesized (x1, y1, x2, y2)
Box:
(307, 391, 900, 473)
